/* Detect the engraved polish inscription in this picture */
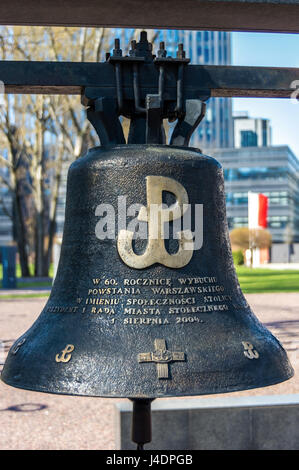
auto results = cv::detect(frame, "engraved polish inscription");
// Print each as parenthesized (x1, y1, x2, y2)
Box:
(46, 275, 231, 327)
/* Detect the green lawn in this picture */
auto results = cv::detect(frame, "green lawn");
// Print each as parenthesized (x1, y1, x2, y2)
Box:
(0, 263, 34, 278)
(236, 266, 299, 293)
(0, 263, 53, 289)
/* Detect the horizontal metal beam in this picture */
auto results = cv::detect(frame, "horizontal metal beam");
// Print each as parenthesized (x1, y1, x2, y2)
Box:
(0, 0, 299, 33)
(0, 61, 298, 99)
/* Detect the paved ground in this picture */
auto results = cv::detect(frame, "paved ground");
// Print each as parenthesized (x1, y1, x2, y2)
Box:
(0, 293, 298, 450)
(0, 289, 51, 296)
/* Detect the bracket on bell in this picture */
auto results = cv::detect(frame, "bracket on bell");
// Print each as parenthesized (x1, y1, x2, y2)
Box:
(86, 97, 126, 145)
(170, 99, 206, 146)
(82, 31, 210, 148)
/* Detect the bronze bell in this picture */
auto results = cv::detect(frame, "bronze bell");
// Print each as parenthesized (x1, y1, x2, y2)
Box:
(1, 33, 294, 449)
(1, 143, 293, 398)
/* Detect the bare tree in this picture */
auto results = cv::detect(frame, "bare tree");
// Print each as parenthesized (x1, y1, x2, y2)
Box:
(0, 26, 111, 276)
(0, 26, 163, 276)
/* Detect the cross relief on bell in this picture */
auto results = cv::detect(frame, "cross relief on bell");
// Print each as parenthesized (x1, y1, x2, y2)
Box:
(138, 339, 186, 379)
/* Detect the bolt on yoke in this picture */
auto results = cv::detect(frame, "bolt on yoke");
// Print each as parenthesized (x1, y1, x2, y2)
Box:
(82, 31, 208, 147)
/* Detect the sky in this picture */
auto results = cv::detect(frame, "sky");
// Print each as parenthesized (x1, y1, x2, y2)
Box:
(231, 32, 299, 157)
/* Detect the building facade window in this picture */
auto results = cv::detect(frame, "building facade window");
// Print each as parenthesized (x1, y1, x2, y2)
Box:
(224, 167, 288, 181)
(204, 47, 209, 62)
(232, 217, 249, 227)
(241, 130, 258, 147)
(268, 216, 289, 228)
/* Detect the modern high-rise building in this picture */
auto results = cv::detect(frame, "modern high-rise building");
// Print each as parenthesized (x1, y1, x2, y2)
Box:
(181, 30, 234, 150)
(233, 112, 272, 148)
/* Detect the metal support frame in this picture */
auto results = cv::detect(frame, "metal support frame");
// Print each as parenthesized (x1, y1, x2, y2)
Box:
(0, 61, 298, 99)
(1, 33, 294, 146)
(1, 0, 299, 33)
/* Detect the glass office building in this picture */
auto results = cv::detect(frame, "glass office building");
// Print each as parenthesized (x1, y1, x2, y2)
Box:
(212, 146, 299, 248)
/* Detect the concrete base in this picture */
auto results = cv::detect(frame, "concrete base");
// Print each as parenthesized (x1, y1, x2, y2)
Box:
(271, 243, 299, 264)
(115, 394, 299, 450)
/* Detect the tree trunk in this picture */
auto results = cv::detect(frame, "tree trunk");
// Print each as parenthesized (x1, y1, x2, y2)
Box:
(34, 100, 48, 278)
(34, 210, 47, 276)
(13, 194, 30, 277)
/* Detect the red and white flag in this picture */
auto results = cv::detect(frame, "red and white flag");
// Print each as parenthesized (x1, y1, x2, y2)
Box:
(248, 192, 268, 229)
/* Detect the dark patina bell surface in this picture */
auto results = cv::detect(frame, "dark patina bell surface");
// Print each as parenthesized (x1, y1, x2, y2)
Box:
(1, 145, 293, 398)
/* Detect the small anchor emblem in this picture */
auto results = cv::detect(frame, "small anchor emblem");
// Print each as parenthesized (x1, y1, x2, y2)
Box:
(11, 338, 26, 355)
(55, 344, 75, 363)
(242, 341, 259, 359)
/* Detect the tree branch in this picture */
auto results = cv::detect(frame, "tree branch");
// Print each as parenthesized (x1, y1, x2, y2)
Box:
(0, 154, 12, 168)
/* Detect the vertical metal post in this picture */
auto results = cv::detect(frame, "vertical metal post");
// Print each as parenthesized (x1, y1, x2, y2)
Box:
(131, 399, 154, 450)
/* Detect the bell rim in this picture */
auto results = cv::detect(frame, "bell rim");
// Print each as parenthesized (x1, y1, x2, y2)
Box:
(1, 368, 294, 399)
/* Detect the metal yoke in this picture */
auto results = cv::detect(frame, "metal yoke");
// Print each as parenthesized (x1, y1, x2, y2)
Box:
(82, 32, 209, 147)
